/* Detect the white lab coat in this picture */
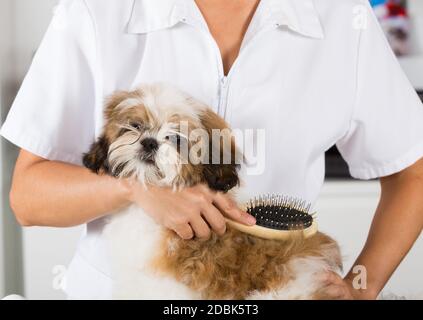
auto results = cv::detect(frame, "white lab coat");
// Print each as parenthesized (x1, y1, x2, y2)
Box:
(1, 0, 423, 299)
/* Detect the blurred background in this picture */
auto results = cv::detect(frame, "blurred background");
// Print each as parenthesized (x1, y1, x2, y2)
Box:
(0, 0, 422, 299)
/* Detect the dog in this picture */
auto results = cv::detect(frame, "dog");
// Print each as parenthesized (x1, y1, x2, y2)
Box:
(83, 83, 342, 299)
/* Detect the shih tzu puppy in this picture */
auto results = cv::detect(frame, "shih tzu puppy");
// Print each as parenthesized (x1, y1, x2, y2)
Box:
(83, 83, 342, 299)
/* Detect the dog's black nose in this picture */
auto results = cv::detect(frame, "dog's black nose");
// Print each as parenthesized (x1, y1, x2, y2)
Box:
(141, 138, 159, 152)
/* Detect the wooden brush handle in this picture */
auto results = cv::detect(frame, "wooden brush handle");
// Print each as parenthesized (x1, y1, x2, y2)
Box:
(225, 219, 318, 241)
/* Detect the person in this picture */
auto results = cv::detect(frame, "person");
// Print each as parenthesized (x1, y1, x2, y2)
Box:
(2, 0, 423, 299)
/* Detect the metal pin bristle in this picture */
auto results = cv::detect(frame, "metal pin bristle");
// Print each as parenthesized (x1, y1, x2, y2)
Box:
(244, 193, 315, 231)
(246, 194, 312, 212)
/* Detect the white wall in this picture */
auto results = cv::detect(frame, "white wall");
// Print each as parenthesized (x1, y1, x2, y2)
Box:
(317, 182, 423, 298)
(0, 0, 13, 298)
(0, 0, 24, 298)
(409, 0, 423, 16)
(13, 0, 59, 79)
(23, 227, 83, 299)
(399, 0, 423, 89)
(408, 0, 423, 53)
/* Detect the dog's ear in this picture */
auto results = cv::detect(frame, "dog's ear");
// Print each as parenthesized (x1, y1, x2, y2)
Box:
(199, 109, 240, 193)
(83, 90, 135, 175)
(202, 163, 240, 193)
(82, 135, 111, 174)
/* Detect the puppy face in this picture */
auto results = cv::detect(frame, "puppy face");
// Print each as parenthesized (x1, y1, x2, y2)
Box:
(83, 84, 240, 192)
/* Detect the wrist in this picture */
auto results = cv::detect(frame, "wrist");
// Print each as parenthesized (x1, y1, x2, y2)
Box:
(344, 274, 379, 300)
(118, 177, 137, 204)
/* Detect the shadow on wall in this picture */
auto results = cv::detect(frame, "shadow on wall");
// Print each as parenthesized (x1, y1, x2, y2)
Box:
(0, 81, 24, 298)
(0, 54, 24, 299)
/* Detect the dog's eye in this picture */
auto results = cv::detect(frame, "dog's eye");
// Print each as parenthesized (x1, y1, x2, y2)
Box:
(129, 122, 143, 130)
(165, 135, 181, 143)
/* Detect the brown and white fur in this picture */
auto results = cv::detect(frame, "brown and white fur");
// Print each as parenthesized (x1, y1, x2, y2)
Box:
(83, 83, 342, 299)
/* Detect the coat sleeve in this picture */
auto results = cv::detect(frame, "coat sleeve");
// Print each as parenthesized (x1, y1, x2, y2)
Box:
(336, 1, 423, 180)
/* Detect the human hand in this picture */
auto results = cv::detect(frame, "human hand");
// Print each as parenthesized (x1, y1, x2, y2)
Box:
(129, 182, 256, 240)
(316, 271, 377, 300)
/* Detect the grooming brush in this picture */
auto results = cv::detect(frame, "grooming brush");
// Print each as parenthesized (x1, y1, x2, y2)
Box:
(226, 194, 318, 240)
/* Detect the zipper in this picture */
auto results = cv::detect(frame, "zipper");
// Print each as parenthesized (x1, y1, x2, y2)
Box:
(218, 76, 229, 118)
(195, 20, 277, 120)
(214, 24, 278, 120)
(189, 0, 279, 121)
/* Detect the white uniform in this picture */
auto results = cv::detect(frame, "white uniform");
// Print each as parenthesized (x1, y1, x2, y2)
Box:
(1, 0, 423, 299)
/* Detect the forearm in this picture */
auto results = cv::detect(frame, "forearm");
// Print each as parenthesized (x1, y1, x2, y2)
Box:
(345, 163, 423, 299)
(10, 150, 132, 227)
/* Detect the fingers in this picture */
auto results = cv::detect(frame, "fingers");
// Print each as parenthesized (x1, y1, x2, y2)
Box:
(173, 223, 194, 240)
(189, 215, 212, 239)
(169, 185, 223, 239)
(318, 284, 352, 300)
(201, 204, 226, 236)
(319, 271, 345, 287)
(213, 193, 256, 226)
(169, 185, 255, 240)
(190, 186, 226, 237)
(317, 272, 354, 300)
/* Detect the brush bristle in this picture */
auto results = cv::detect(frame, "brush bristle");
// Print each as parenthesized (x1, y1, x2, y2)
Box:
(245, 194, 314, 231)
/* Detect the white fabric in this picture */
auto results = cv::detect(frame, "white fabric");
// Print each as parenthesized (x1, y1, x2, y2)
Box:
(1, 0, 423, 299)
